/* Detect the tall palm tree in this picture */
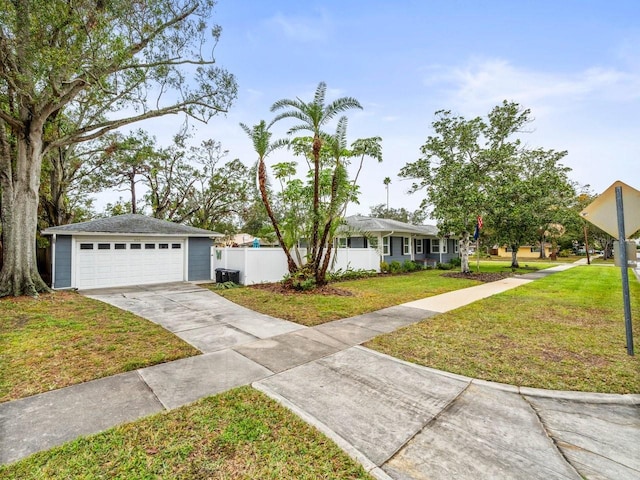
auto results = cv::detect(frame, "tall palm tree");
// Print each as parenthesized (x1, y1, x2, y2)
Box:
(239, 121, 297, 273)
(345, 136, 383, 216)
(383, 176, 391, 211)
(270, 82, 362, 284)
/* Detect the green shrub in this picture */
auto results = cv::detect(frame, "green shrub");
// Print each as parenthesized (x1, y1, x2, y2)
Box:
(389, 260, 403, 274)
(282, 272, 317, 291)
(559, 249, 572, 257)
(401, 260, 419, 272)
(450, 257, 462, 267)
(380, 261, 390, 273)
(437, 262, 453, 270)
(328, 268, 377, 282)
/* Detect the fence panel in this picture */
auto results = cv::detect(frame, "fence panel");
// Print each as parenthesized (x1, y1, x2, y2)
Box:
(331, 247, 380, 272)
(211, 246, 380, 285)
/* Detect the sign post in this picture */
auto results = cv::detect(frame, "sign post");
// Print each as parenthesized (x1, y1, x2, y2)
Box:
(615, 186, 634, 355)
(581, 181, 640, 356)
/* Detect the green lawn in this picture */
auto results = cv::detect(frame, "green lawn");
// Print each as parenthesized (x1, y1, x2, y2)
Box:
(366, 266, 640, 394)
(0, 291, 200, 403)
(0, 387, 372, 480)
(3, 261, 634, 477)
(209, 265, 556, 326)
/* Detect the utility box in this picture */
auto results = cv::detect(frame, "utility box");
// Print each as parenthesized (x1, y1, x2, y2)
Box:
(613, 241, 637, 267)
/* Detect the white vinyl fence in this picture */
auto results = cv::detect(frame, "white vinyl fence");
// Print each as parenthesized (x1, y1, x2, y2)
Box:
(211, 246, 380, 285)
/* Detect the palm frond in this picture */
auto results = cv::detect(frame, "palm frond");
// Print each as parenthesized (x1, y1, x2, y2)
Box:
(270, 110, 310, 128)
(271, 98, 305, 112)
(313, 82, 327, 107)
(321, 97, 363, 124)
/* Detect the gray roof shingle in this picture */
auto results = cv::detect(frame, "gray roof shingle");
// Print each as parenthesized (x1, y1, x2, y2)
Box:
(41, 214, 222, 237)
(342, 215, 440, 236)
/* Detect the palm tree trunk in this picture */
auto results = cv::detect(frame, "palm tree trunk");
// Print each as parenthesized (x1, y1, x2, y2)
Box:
(258, 158, 298, 273)
(309, 135, 322, 268)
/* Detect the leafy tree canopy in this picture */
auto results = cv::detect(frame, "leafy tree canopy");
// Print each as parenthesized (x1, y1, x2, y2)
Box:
(0, 0, 237, 296)
(400, 101, 574, 270)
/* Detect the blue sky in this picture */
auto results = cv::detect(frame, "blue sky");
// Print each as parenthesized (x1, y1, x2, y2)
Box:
(120, 0, 640, 218)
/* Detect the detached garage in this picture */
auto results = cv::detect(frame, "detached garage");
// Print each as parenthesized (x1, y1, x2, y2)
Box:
(42, 214, 222, 290)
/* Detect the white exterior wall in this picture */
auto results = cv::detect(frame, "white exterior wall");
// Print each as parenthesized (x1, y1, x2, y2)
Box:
(211, 247, 380, 285)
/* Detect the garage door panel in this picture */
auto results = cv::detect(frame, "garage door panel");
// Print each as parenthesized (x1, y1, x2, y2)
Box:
(76, 239, 185, 289)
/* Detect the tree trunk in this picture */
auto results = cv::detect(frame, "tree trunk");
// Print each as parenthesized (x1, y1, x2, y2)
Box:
(258, 158, 297, 273)
(309, 135, 322, 269)
(317, 240, 333, 285)
(459, 231, 471, 273)
(0, 127, 50, 297)
(46, 150, 73, 226)
(539, 234, 547, 259)
(130, 170, 137, 214)
(510, 246, 520, 269)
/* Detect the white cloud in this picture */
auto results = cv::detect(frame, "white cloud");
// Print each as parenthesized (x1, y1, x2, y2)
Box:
(418, 57, 640, 193)
(422, 58, 640, 116)
(266, 11, 331, 43)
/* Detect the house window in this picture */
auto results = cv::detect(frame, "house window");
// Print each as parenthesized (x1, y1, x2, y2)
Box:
(403, 237, 410, 255)
(431, 239, 448, 254)
(114, 243, 126, 250)
(415, 239, 423, 254)
(80, 243, 93, 250)
(338, 237, 347, 248)
(130, 243, 141, 250)
(171, 243, 181, 249)
(159, 243, 169, 249)
(145, 243, 156, 249)
(454, 241, 459, 254)
(97, 243, 111, 250)
(369, 237, 378, 249)
(382, 237, 390, 256)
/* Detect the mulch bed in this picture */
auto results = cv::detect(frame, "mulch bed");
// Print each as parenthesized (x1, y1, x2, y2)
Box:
(249, 282, 355, 296)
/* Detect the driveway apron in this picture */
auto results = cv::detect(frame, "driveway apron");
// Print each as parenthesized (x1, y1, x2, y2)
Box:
(83, 282, 305, 353)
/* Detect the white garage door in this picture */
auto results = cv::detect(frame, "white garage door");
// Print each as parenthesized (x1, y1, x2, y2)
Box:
(76, 239, 185, 289)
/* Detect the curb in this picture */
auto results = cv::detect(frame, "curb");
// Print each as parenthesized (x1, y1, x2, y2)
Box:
(252, 382, 393, 480)
(356, 346, 638, 405)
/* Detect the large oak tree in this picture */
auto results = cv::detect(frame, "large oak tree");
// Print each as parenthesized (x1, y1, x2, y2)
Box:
(401, 101, 572, 271)
(0, 0, 236, 296)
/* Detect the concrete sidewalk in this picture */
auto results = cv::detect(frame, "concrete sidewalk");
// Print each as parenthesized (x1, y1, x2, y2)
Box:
(1, 264, 638, 479)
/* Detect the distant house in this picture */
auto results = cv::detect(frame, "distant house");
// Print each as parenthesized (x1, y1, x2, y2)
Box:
(491, 244, 553, 259)
(338, 215, 459, 265)
(42, 214, 222, 290)
(218, 233, 278, 248)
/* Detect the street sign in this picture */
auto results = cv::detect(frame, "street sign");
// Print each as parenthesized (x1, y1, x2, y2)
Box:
(580, 181, 640, 237)
(581, 181, 637, 356)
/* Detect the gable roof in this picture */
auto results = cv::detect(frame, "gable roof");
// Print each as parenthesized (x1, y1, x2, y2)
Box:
(342, 215, 440, 236)
(41, 214, 222, 237)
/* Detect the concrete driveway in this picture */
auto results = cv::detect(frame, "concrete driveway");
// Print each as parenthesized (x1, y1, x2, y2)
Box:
(3, 277, 637, 479)
(83, 282, 305, 353)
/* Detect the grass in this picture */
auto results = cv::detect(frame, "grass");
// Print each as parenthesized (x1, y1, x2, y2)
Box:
(209, 264, 555, 326)
(366, 266, 640, 394)
(0, 291, 200, 403)
(0, 386, 373, 480)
